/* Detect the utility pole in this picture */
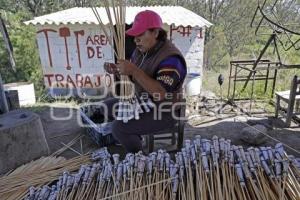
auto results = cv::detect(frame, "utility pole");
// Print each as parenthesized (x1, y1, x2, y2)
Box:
(0, 74, 9, 113)
(0, 13, 16, 113)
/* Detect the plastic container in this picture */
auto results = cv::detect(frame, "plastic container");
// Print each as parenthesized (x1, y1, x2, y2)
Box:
(184, 73, 202, 96)
(4, 82, 36, 106)
(80, 103, 115, 146)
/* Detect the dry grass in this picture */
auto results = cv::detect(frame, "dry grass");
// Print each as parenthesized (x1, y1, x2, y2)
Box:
(202, 66, 300, 101)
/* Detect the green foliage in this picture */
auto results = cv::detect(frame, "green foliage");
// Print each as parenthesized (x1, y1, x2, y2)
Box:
(0, 0, 299, 102)
(0, 11, 44, 96)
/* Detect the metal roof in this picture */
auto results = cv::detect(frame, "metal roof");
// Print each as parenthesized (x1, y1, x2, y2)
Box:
(24, 6, 212, 27)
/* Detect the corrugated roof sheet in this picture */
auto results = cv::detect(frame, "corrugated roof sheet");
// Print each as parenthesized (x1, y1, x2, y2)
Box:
(24, 6, 212, 27)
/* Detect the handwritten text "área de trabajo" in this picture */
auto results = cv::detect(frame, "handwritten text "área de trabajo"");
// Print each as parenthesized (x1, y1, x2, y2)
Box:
(44, 73, 112, 88)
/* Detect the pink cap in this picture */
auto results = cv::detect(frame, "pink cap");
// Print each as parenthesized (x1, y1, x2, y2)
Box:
(126, 10, 163, 36)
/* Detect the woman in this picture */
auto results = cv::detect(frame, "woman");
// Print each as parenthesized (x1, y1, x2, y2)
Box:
(105, 10, 187, 153)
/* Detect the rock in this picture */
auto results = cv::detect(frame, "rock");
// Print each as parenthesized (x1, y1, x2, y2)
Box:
(0, 110, 49, 174)
(207, 111, 216, 117)
(200, 90, 217, 100)
(247, 119, 273, 130)
(241, 124, 267, 145)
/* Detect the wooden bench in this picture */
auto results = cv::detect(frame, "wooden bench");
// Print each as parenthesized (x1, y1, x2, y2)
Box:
(275, 75, 300, 127)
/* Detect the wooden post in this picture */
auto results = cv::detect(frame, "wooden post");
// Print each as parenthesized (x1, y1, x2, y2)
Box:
(0, 14, 16, 71)
(0, 13, 15, 114)
(0, 74, 9, 113)
(242, 34, 276, 91)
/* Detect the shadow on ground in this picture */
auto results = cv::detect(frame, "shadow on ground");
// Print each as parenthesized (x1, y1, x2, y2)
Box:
(27, 105, 300, 159)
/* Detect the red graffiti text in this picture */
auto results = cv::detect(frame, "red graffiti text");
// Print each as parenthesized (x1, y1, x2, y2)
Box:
(44, 73, 112, 88)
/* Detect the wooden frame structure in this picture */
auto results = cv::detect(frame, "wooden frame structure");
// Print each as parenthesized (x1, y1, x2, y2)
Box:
(227, 0, 300, 113)
(228, 59, 280, 99)
(275, 75, 300, 127)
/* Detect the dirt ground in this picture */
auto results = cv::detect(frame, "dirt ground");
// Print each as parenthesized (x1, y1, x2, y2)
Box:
(29, 96, 300, 160)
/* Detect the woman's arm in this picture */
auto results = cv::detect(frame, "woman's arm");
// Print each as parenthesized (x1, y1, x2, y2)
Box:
(117, 59, 166, 101)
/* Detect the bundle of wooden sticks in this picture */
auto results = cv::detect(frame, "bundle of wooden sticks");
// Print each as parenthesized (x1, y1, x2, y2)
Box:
(24, 135, 300, 200)
(0, 154, 91, 200)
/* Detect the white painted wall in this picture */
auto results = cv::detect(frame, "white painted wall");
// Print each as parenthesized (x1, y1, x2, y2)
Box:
(167, 24, 205, 75)
(36, 24, 114, 97)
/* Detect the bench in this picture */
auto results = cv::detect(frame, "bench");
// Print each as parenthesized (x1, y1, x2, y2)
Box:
(275, 75, 300, 127)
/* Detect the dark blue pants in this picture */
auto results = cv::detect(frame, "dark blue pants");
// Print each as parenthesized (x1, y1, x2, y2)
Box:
(102, 98, 176, 153)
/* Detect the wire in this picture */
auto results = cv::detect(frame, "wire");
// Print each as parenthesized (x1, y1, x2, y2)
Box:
(234, 117, 300, 155)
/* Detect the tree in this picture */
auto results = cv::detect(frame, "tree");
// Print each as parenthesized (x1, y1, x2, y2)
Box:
(0, 11, 44, 96)
(0, 0, 299, 99)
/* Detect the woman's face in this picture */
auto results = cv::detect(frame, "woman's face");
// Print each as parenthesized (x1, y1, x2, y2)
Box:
(134, 30, 158, 53)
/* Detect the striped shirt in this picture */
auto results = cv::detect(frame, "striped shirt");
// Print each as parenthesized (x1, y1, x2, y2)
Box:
(155, 56, 186, 92)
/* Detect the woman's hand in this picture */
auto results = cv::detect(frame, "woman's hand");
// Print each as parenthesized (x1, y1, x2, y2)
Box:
(104, 62, 119, 75)
(116, 59, 138, 76)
